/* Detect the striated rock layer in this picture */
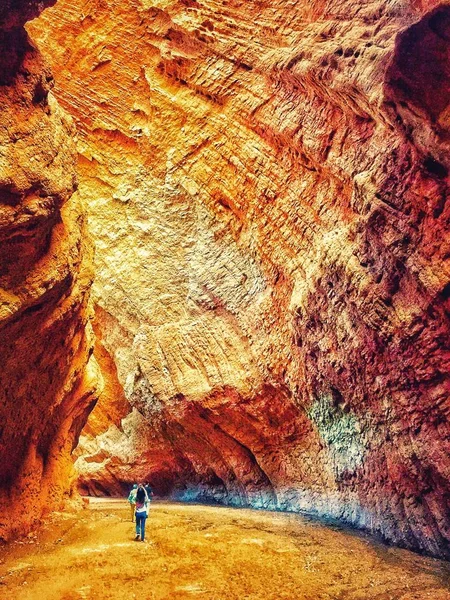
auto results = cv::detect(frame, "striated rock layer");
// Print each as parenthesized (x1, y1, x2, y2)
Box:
(31, 1, 450, 558)
(0, 1, 100, 540)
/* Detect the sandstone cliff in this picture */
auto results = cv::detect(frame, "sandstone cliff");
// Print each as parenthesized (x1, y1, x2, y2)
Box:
(0, 1, 99, 540)
(31, 0, 450, 558)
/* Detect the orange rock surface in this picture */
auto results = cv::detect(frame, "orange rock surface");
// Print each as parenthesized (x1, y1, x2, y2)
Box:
(0, 1, 99, 540)
(29, 0, 450, 558)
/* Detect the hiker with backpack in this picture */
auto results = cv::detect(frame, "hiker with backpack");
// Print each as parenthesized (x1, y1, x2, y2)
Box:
(134, 484, 150, 542)
(127, 483, 138, 522)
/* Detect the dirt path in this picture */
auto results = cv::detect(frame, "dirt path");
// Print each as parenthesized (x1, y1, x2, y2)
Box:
(1, 500, 449, 600)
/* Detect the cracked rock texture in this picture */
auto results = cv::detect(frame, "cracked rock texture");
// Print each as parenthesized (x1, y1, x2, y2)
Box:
(0, 1, 99, 540)
(31, 0, 450, 558)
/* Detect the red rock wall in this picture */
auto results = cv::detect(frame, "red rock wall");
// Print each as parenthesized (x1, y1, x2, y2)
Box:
(31, 1, 450, 558)
(0, 2, 99, 540)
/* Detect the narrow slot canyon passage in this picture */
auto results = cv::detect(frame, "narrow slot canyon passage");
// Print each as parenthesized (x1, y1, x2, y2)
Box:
(0, 0, 450, 597)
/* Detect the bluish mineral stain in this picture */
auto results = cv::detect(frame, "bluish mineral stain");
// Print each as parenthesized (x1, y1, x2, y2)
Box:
(308, 393, 366, 479)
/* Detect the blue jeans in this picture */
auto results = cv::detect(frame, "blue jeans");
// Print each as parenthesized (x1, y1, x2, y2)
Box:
(135, 513, 147, 540)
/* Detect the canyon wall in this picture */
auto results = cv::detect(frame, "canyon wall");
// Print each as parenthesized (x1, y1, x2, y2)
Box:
(31, 0, 450, 558)
(0, 1, 99, 540)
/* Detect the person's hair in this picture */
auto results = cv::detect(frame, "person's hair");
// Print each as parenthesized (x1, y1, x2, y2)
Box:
(136, 487, 146, 503)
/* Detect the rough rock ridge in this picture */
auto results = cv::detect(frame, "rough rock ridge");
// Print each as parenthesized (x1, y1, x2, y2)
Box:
(31, 0, 450, 558)
(0, 1, 99, 540)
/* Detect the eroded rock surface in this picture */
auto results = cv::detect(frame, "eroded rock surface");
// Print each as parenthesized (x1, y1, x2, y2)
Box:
(0, 1, 99, 540)
(31, 1, 450, 558)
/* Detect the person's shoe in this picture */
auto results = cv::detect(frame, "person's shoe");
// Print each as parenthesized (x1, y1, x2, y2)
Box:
(135, 534, 140, 541)
(141, 539, 147, 543)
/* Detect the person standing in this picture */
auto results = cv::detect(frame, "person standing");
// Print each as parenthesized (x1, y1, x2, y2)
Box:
(127, 484, 138, 522)
(135, 484, 149, 542)
(144, 482, 154, 503)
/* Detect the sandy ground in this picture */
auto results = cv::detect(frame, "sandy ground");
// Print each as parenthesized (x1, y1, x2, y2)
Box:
(0, 499, 449, 600)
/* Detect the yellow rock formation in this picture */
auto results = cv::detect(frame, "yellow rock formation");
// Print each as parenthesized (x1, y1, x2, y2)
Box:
(27, 0, 450, 558)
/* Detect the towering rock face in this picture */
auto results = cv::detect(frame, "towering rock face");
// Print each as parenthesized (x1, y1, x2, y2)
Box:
(0, 1, 99, 540)
(31, 1, 450, 558)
